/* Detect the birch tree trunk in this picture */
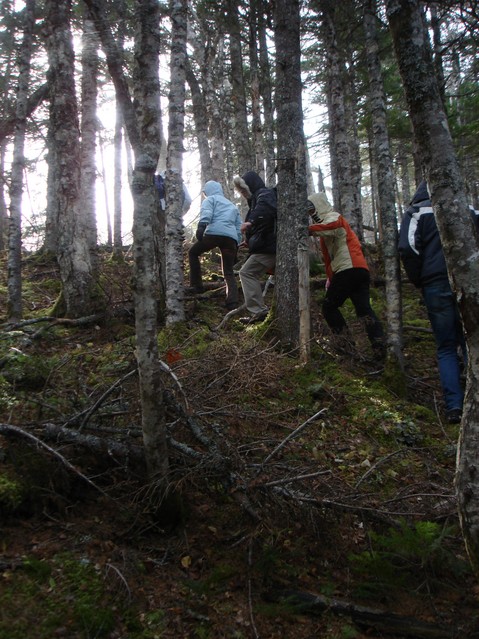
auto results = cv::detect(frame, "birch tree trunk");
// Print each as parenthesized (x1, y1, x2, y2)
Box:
(363, 0, 404, 370)
(46, 0, 98, 318)
(7, 0, 35, 321)
(165, 0, 188, 324)
(132, 154, 169, 482)
(273, 0, 309, 353)
(386, 0, 479, 575)
(80, 14, 99, 254)
(84, 0, 170, 488)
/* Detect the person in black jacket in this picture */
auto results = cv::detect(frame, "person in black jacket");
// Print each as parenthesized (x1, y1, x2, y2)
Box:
(398, 180, 478, 423)
(233, 171, 277, 324)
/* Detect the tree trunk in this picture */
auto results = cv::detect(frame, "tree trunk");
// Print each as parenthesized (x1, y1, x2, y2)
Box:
(80, 14, 99, 254)
(185, 58, 212, 185)
(84, 0, 170, 486)
(46, 0, 98, 318)
(7, 0, 35, 321)
(226, 0, 253, 175)
(165, 0, 188, 324)
(113, 99, 124, 255)
(257, 3, 276, 188)
(132, 154, 169, 481)
(273, 0, 309, 352)
(363, 0, 404, 370)
(386, 0, 479, 575)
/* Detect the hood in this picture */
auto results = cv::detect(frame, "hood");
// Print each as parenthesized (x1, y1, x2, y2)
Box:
(410, 180, 430, 206)
(203, 180, 224, 197)
(234, 171, 266, 198)
(307, 192, 333, 220)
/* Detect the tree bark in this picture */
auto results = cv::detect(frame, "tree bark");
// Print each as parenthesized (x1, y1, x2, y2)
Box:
(363, 0, 404, 369)
(165, 0, 188, 324)
(7, 0, 36, 321)
(45, 0, 98, 318)
(273, 0, 309, 352)
(80, 14, 99, 254)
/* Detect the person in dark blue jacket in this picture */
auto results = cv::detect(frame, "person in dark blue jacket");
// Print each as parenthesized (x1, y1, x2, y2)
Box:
(233, 171, 277, 324)
(398, 180, 478, 423)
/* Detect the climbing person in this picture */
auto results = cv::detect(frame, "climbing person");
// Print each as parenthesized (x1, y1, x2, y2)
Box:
(188, 180, 242, 310)
(233, 171, 277, 324)
(398, 180, 478, 423)
(308, 191, 385, 359)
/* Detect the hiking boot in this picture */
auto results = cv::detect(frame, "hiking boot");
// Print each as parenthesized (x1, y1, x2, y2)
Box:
(239, 311, 268, 325)
(446, 408, 462, 424)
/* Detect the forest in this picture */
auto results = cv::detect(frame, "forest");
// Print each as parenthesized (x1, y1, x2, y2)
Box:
(1, 0, 479, 637)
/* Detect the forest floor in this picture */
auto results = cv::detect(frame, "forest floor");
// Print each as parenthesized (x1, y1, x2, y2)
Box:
(0, 248, 478, 639)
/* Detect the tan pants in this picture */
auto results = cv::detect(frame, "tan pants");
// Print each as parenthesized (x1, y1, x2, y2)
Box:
(239, 253, 276, 315)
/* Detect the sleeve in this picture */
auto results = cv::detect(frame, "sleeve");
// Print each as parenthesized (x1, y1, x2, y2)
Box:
(235, 210, 243, 244)
(247, 191, 276, 230)
(398, 211, 423, 287)
(308, 216, 343, 237)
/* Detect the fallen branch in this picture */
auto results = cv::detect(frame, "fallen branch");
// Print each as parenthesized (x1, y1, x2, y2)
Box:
(0, 423, 110, 497)
(260, 408, 328, 467)
(263, 588, 457, 638)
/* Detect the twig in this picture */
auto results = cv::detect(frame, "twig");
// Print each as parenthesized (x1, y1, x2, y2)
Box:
(215, 304, 246, 330)
(260, 408, 328, 467)
(0, 423, 110, 498)
(259, 469, 332, 488)
(104, 563, 132, 603)
(159, 359, 190, 413)
(79, 369, 137, 431)
(247, 540, 260, 639)
(354, 449, 404, 489)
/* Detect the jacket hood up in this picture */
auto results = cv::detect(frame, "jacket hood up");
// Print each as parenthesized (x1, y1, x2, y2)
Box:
(203, 180, 224, 197)
(307, 192, 334, 221)
(410, 180, 430, 206)
(233, 171, 266, 199)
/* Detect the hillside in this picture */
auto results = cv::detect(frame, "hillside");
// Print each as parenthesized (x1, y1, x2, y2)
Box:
(0, 250, 477, 639)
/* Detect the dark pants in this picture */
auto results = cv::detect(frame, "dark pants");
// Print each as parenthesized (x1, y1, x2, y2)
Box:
(422, 279, 466, 412)
(322, 268, 384, 349)
(188, 234, 239, 308)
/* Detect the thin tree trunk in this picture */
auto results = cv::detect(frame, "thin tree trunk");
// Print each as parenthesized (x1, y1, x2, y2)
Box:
(258, 3, 276, 188)
(185, 58, 212, 185)
(113, 100, 124, 255)
(7, 0, 36, 321)
(363, 0, 404, 369)
(319, 0, 360, 234)
(165, 0, 188, 324)
(273, 0, 309, 352)
(226, 0, 253, 175)
(80, 14, 99, 254)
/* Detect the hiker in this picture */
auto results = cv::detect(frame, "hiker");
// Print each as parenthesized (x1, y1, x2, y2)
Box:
(233, 171, 277, 324)
(188, 180, 242, 310)
(308, 192, 385, 359)
(398, 180, 478, 424)
(155, 171, 192, 214)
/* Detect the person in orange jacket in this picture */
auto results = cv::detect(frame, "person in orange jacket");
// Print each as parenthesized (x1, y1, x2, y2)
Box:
(308, 192, 385, 358)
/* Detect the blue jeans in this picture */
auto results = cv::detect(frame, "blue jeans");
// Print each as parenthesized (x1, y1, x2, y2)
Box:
(422, 279, 466, 412)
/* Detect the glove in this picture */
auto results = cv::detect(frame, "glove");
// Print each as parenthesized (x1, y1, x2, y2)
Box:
(196, 223, 207, 241)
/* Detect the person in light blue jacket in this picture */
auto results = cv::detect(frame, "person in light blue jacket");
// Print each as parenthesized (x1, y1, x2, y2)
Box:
(189, 180, 243, 310)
